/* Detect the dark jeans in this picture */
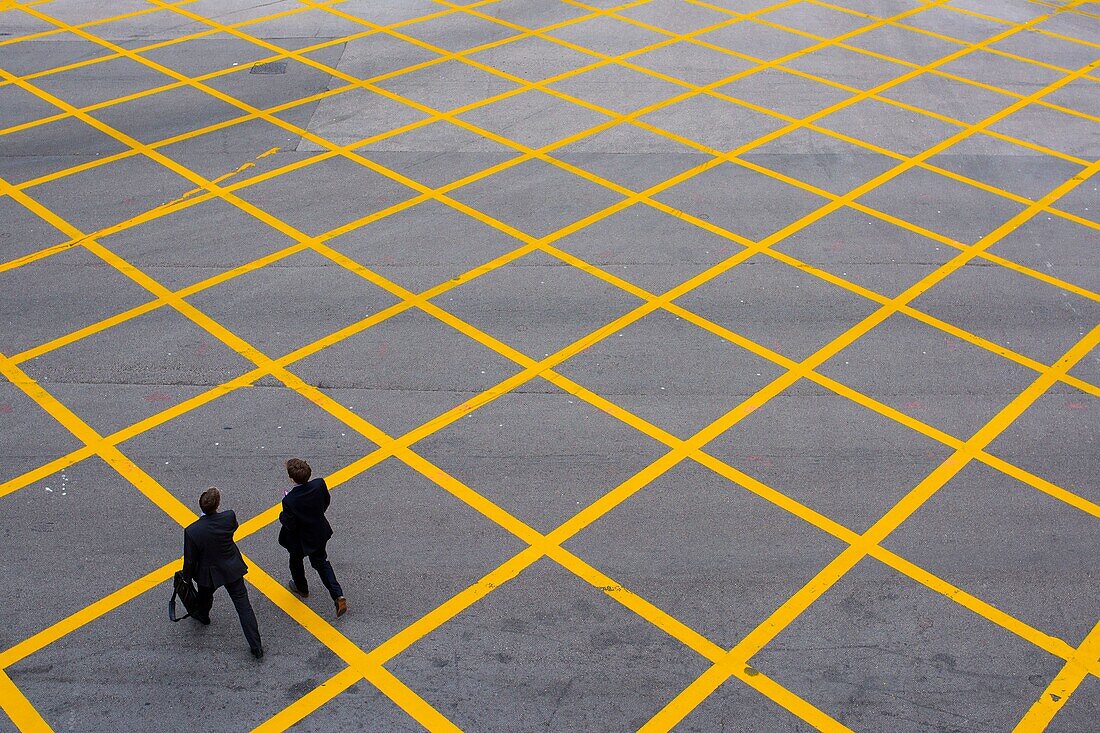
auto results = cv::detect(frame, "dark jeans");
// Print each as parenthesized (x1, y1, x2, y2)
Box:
(196, 578, 262, 652)
(289, 545, 344, 600)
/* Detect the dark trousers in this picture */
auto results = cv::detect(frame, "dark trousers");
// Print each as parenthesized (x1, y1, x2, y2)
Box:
(196, 578, 262, 651)
(289, 545, 344, 600)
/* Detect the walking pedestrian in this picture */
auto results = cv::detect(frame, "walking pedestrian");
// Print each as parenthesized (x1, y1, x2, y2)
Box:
(182, 487, 263, 658)
(279, 458, 347, 618)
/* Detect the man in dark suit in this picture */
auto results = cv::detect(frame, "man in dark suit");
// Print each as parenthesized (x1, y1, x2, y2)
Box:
(182, 487, 263, 658)
(280, 458, 347, 618)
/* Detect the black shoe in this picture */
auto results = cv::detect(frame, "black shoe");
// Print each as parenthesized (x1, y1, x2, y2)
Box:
(192, 614, 211, 626)
(251, 646, 264, 659)
(287, 580, 308, 598)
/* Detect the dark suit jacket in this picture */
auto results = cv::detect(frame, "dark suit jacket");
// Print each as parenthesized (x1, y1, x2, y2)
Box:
(278, 477, 334, 555)
(182, 510, 248, 589)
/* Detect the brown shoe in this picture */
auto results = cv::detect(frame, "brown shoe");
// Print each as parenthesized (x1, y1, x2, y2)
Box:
(335, 596, 347, 618)
(287, 580, 308, 598)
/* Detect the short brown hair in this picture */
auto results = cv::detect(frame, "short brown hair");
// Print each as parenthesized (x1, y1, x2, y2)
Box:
(286, 458, 311, 484)
(199, 487, 220, 515)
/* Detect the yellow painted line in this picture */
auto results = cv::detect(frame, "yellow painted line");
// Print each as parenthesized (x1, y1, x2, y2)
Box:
(812, 0, 1100, 56)
(1025, 0, 1100, 21)
(2, 231, 536, 510)
(733, 666, 856, 733)
(1014, 621, 1100, 731)
(550, 546, 727, 661)
(250, 667, 361, 733)
(366, 545, 545, 664)
(873, 548, 1091, 670)
(1, 80, 351, 200)
(0, 1, 329, 94)
(0, 0, 686, 347)
(0, 560, 178, 668)
(888, 0, 1097, 48)
(7, 240, 305, 364)
(0, 29, 216, 91)
(6, 0, 1089, 342)
(2, 0, 556, 187)
(0, 669, 51, 730)
(0, 239, 81, 274)
(337, 110, 1096, 547)
(0, 669, 51, 732)
(12, 299, 161, 363)
(3, 52, 362, 189)
(0, 0, 451, 86)
(981, 453, 1100, 518)
(0, 2, 167, 47)
(741, 6, 1100, 122)
(845, 202, 1100, 301)
(369, 4, 1073, 281)
(767, 60, 1091, 166)
(136, 0, 670, 236)
(603, 0, 1098, 170)
(236, 334, 862, 730)
(2, 215, 858, 730)
(888, 15, 1100, 84)
(1027, 27, 1100, 53)
(0, 0, 503, 140)
(242, 560, 462, 732)
(448, 543, 848, 732)
(2, 400, 471, 669)
(638, 546, 864, 732)
(4, 226, 1091, 733)
(0, 353, 197, 526)
(0, 446, 95, 500)
(669, 0, 1100, 155)
(15, 107, 1091, 576)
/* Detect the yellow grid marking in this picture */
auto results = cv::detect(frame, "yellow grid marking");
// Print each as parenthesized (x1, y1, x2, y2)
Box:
(0, 1, 316, 86)
(2, 0, 1093, 408)
(0, 669, 50, 733)
(0, 0, 1089, 330)
(806, 0, 1100, 76)
(0, 2, 155, 45)
(0, 0, 507, 130)
(250, 666, 360, 733)
(918, 1, 1100, 51)
(560, 0, 1097, 165)
(6, 0, 1091, 548)
(743, 14, 1100, 124)
(1015, 621, 1100, 731)
(2, 0, 1091, 589)
(642, 324, 1100, 731)
(242, 560, 464, 731)
(2, 0, 1091, 319)
(0, 353, 197, 525)
(1, 0, 1097, 730)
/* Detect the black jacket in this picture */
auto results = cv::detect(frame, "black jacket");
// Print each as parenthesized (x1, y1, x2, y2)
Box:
(182, 510, 248, 589)
(278, 478, 334, 555)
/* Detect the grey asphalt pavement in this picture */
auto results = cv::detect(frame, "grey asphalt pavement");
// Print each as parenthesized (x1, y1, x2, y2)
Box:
(1, 1, 1098, 732)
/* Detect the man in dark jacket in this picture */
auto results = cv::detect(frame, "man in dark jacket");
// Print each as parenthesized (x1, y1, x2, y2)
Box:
(279, 458, 347, 618)
(182, 487, 263, 658)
